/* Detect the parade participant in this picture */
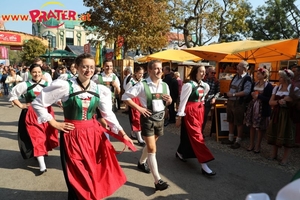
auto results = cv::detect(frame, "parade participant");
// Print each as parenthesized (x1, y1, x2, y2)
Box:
(222, 60, 252, 149)
(175, 65, 216, 176)
(58, 63, 78, 81)
(124, 65, 145, 146)
(202, 66, 220, 135)
(244, 67, 273, 153)
(122, 60, 172, 191)
(23, 58, 52, 84)
(8, 64, 58, 173)
(92, 60, 121, 112)
(32, 53, 135, 200)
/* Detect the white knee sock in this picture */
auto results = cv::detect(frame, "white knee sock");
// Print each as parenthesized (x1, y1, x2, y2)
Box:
(147, 153, 161, 183)
(201, 163, 212, 173)
(136, 131, 144, 143)
(229, 133, 234, 141)
(139, 146, 148, 164)
(37, 156, 46, 171)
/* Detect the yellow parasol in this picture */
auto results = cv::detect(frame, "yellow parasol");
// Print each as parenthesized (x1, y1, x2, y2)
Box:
(137, 49, 202, 62)
(183, 39, 299, 63)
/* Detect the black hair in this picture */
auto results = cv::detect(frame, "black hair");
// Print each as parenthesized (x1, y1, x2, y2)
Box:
(29, 64, 42, 72)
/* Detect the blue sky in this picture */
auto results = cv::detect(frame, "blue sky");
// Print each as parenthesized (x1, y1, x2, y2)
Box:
(0, 0, 298, 34)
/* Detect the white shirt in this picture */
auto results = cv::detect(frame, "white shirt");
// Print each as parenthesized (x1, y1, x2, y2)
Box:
(92, 72, 120, 88)
(8, 79, 47, 101)
(177, 80, 210, 117)
(121, 77, 170, 109)
(5, 75, 23, 87)
(31, 78, 123, 134)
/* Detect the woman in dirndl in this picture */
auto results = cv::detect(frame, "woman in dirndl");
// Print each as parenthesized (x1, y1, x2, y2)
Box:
(8, 64, 58, 173)
(175, 65, 216, 176)
(124, 65, 145, 146)
(267, 68, 295, 166)
(244, 67, 273, 153)
(32, 53, 135, 200)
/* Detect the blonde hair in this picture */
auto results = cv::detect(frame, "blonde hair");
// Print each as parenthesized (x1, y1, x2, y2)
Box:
(278, 68, 294, 83)
(174, 71, 180, 78)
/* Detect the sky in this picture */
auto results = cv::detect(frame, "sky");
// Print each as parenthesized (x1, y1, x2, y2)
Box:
(0, 0, 299, 34)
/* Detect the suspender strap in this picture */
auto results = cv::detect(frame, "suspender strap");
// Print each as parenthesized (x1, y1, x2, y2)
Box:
(142, 80, 167, 110)
(68, 90, 100, 98)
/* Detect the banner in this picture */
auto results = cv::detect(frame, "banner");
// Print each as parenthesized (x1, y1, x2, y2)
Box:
(0, 32, 21, 43)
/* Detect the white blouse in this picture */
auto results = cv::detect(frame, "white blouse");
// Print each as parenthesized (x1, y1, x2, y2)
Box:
(5, 75, 23, 87)
(31, 78, 123, 134)
(8, 79, 47, 101)
(177, 80, 210, 117)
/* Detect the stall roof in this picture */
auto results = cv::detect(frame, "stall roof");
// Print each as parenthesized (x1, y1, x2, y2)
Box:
(65, 45, 96, 56)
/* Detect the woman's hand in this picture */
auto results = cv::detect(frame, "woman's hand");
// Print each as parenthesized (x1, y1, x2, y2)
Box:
(49, 120, 75, 133)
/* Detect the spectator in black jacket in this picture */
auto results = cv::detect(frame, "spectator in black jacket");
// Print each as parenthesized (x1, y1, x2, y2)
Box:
(163, 66, 178, 126)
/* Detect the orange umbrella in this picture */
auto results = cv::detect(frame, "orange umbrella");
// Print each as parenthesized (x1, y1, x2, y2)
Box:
(183, 39, 299, 63)
(137, 49, 202, 62)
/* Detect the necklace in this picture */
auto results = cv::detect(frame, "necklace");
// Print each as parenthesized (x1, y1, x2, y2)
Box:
(76, 77, 90, 91)
(257, 81, 265, 87)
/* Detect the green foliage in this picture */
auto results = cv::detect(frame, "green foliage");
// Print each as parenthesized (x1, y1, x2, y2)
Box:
(246, 0, 300, 40)
(21, 39, 47, 66)
(169, 0, 251, 47)
(8, 50, 22, 65)
(81, 0, 171, 54)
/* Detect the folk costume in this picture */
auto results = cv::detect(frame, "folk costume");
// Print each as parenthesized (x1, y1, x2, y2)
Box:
(58, 72, 78, 81)
(92, 72, 120, 112)
(124, 77, 143, 136)
(267, 84, 295, 147)
(8, 80, 58, 159)
(176, 80, 214, 163)
(32, 78, 133, 200)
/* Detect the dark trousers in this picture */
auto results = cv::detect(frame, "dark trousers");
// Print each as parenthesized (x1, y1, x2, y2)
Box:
(202, 103, 212, 133)
(168, 101, 176, 122)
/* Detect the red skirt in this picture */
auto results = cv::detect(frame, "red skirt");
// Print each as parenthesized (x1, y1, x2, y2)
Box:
(25, 106, 58, 157)
(129, 97, 141, 131)
(63, 118, 126, 200)
(183, 102, 214, 163)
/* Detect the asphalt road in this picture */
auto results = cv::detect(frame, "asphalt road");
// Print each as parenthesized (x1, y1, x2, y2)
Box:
(0, 96, 294, 200)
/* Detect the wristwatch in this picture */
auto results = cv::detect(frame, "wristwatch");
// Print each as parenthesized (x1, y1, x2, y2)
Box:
(233, 93, 236, 97)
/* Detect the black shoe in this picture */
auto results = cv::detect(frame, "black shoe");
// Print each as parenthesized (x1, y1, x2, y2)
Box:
(175, 152, 187, 162)
(230, 142, 241, 149)
(36, 169, 47, 176)
(164, 120, 169, 127)
(155, 179, 169, 191)
(137, 140, 146, 147)
(201, 169, 216, 176)
(137, 162, 150, 174)
(221, 140, 235, 145)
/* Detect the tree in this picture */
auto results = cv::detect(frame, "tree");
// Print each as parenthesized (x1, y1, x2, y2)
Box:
(9, 49, 22, 65)
(169, 0, 251, 47)
(21, 39, 47, 66)
(81, 0, 171, 55)
(246, 0, 300, 40)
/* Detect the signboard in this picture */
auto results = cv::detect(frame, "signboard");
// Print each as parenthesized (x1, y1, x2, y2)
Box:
(10, 46, 22, 50)
(105, 52, 113, 60)
(84, 43, 90, 53)
(0, 32, 21, 43)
